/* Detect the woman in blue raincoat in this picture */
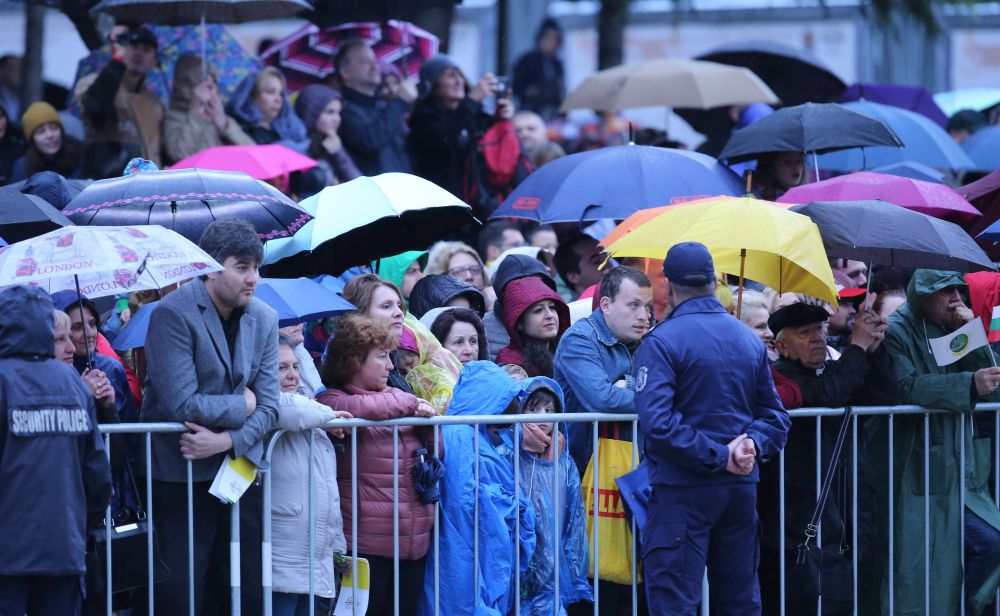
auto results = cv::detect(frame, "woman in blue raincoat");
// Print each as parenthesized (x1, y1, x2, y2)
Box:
(420, 361, 536, 616)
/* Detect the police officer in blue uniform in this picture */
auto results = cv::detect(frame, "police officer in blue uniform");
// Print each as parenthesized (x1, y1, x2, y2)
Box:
(0, 285, 112, 615)
(634, 243, 790, 615)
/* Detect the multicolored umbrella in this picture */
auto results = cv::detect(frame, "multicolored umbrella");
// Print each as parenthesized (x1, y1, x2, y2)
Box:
(0, 225, 223, 298)
(70, 24, 260, 112)
(171, 144, 318, 180)
(261, 20, 439, 92)
(777, 171, 981, 222)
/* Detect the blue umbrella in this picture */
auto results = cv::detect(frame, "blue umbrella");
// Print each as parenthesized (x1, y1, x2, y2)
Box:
(490, 145, 743, 223)
(961, 125, 1000, 173)
(0, 235, 8, 248)
(872, 161, 946, 184)
(111, 278, 355, 349)
(112, 300, 160, 351)
(976, 216, 1000, 243)
(817, 101, 974, 172)
(255, 277, 356, 327)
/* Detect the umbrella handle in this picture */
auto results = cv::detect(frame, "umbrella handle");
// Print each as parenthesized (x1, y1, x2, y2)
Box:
(736, 248, 746, 320)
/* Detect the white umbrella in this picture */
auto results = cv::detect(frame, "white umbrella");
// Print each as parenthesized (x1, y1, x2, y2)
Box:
(0, 225, 223, 298)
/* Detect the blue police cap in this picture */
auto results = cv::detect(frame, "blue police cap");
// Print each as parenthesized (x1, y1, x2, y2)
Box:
(662, 242, 715, 286)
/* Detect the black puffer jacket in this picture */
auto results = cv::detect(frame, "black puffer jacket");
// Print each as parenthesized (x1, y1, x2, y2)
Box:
(408, 274, 485, 319)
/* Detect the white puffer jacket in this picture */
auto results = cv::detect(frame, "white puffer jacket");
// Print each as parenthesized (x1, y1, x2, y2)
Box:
(271, 391, 347, 597)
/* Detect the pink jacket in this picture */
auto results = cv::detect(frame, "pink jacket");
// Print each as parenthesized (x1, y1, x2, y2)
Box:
(316, 384, 438, 560)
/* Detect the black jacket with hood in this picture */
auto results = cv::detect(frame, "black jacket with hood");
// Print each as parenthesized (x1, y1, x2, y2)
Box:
(407, 274, 486, 319)
(0, 285, 111, 575)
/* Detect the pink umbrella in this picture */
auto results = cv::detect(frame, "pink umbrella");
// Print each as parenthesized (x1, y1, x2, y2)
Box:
(260, 20, 439, 92)
(171, 144, 317, 180)
(777, 171, 981, 222)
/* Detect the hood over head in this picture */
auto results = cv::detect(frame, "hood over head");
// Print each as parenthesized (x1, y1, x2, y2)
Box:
(905, 269, 968, 318)
(448, 361, 522, 418)
(376, 250, 428, 297)
(492, 253, 556, 318)
(225, 70, 308, 144)
(0, 285, 56, 359)
(408, 274, 486, 319)
(500, 276, 570, 340)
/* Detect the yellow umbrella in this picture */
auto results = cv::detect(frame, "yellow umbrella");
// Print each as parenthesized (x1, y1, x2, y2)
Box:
(603, 196, 838, 312)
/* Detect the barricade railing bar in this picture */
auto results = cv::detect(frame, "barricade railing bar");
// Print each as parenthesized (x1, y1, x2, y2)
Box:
(93, 403, 1000, 616)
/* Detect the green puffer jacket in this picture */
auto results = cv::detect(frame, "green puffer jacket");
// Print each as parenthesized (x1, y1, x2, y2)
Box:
(872, 269, 1000, 615)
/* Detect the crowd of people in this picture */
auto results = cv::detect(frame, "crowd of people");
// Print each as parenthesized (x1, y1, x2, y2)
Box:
(4, 13, 1000, 616)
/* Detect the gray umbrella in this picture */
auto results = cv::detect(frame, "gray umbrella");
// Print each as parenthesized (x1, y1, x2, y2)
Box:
(790, 200, 995, 273)
(90, 0, 311, 24)
(720, 103, 903, 164)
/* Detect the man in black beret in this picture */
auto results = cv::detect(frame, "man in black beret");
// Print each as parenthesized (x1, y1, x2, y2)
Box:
(758, 300, 898, 615)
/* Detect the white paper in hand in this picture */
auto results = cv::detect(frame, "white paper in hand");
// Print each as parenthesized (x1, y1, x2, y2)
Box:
(208, 455, 257, 504)
(334, 557, 370, 616)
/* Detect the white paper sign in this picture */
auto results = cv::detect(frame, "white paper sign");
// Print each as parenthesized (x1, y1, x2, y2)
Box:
(208, 455, 257, 504)
(334, 557, 370, 616)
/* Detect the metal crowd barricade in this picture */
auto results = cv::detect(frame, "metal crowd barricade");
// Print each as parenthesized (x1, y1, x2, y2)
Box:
(96, 403, 1000, 616)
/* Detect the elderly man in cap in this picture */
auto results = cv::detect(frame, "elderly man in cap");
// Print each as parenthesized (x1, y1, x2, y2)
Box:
(757, 301, 897, 615)
(80, 25, 163, 176)
(634, 242, 790, 615)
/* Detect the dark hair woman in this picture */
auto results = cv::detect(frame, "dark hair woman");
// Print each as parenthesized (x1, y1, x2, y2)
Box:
(429, 307, 488, 364)
(495, 276, 569, 377)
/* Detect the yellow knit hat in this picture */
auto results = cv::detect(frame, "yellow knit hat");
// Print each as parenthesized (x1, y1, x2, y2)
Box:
(21, 101, 62, 139)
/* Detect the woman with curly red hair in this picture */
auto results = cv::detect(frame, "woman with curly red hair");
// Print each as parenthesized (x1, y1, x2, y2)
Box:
(316, 314, 438, 616)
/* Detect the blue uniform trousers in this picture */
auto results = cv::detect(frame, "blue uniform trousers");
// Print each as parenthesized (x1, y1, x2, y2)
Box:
(0, 575, 83, 616)
(642, 483, 760, 616)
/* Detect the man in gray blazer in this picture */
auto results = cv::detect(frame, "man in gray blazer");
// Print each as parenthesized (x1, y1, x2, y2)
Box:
(143, 219, 278, 616)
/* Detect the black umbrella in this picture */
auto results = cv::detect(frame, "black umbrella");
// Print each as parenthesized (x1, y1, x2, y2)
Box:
(719, 103, 904, 164)
(62, 168, 311, 244)
(790, 200, 995, 273)
(0, 186, 74, 243)
(410, 447, 444, 505)
(697, 41, 847, 106)
(90, 0, 310, 24)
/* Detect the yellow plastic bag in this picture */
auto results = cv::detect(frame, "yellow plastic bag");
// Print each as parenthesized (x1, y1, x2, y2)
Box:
(580, 432, 641, 585)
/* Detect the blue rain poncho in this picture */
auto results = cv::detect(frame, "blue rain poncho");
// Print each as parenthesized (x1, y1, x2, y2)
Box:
(419, 361, 536, 616)
(496, 378, 594, 616)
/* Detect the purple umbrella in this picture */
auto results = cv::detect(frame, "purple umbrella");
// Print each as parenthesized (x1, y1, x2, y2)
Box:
(840, 83, 948, 128)
(777, 171, 981, 222)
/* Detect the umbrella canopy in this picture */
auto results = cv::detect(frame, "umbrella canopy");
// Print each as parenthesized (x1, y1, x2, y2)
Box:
(934, 88, 1000, 118)
(255, 277, 357, 327)
(777, 171, 981, 222)
(0, 187, 74, 243)
(961, 125, 1000, 173)
(816, 101, 974, 172)
(719, 102, 903, 163)
(171, 144, 318, 180)
(261, 20, 439, 92)
(603, 196, 838, 305)
(791, 200, 994, 272)
(871, 161, 946, 184)
(490, 145, 743, 224)
(0, 225, 223, 298)
(62, 168, 311, 244)
(840, 83, 948, 128)
(90, 0, 310, 24)
(956, 170, 1000, 260)
(262, 173, 475, 277)
(70, 24, 260, 111)
(696, 41, 845, 107)
(112, 300, 160, 351)
(560, 58, 779, 113)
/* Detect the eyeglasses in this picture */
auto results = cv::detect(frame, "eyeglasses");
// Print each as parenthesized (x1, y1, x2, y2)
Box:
(448, 265, 484, 278)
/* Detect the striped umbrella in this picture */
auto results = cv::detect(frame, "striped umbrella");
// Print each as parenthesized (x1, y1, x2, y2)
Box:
(261, 19, 439, 92)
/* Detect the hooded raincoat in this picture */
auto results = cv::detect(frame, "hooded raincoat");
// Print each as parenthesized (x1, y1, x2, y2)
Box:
(225, 71, 308, 151)
(418, 362, 536, 616)
(878, 269, 1000, 614)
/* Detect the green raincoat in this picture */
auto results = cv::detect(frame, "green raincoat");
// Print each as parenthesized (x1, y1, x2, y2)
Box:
(376, 250, 429, 306)
(874, 269, 1000, 614)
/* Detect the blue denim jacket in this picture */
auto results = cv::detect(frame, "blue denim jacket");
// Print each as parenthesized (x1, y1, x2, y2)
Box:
(553, 309, 641, 474)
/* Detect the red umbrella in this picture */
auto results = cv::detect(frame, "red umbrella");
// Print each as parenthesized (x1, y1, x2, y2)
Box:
(170, 144, 317, 180)
(260, 20, 440, 92)
(777, 171, 981, 222)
